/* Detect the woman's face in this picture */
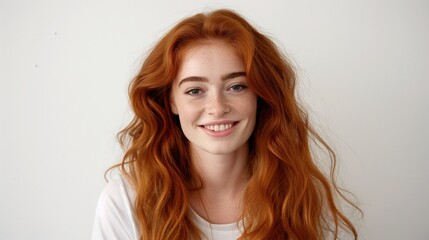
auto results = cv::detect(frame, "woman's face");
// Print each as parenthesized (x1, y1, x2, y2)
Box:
(170, 40, 257, 156)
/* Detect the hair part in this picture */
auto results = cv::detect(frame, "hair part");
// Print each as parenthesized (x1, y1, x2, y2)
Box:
(114, 9, 361, 240)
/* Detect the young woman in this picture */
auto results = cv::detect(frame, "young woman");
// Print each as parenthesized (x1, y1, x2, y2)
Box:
(92, 9, 360, 240)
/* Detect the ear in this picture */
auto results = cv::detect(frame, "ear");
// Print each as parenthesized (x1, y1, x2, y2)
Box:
(170, 99, 178, 115)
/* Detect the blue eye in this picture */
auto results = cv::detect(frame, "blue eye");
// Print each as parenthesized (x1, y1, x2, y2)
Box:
(230, 84, 247, 92)
(186, 88, 202, 95)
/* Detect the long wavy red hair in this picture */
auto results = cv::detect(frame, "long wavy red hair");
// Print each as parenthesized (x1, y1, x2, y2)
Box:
(116, 9, 360, 239)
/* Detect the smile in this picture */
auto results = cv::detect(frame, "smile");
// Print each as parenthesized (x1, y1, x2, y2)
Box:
(203, 123, 234, 132)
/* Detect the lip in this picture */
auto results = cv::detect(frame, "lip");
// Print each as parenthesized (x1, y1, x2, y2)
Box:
(201, 120, 237, 125)
(199, 121, 238, 138)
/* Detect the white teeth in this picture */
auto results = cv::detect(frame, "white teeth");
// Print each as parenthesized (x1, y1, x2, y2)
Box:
(204, 123, 233, 132)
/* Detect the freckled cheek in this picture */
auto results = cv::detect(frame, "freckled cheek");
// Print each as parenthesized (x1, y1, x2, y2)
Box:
(177, 101, 202, 126)
(238, 97, 257, 115)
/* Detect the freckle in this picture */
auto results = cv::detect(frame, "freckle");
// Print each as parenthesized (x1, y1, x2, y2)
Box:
(54, 32, 58, 36)
(34, 64, 39, 68)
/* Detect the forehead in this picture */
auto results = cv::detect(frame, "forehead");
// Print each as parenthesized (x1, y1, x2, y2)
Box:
(180, 39, 234, 55)
(175, 40, 245, 78)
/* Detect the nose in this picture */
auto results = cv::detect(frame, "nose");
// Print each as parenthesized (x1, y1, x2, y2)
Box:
(205, 92, 231, 116)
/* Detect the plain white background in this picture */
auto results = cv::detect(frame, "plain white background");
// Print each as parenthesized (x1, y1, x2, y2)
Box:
(1, 0, 428, 239)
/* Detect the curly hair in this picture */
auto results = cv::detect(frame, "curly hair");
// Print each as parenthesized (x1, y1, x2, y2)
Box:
(115, 9, 360, 240)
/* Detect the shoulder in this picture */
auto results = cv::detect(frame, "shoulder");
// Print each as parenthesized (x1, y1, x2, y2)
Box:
(99, 174, 136, 205)
(91, 174, 140, 240)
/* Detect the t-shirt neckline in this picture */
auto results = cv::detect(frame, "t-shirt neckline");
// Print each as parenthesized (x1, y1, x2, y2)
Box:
(187, 206, 243, 232)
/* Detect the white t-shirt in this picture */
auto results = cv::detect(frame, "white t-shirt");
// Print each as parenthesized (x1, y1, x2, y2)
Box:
(91, 174, 243, 240)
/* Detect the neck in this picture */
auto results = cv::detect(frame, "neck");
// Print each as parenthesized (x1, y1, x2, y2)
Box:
(188, 144, 250, 224)
(190, 144, 250, 194)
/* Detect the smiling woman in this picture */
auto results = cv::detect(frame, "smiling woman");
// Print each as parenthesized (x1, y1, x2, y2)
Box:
(171, 40, 257, 157)
(92, 9, 360, 240)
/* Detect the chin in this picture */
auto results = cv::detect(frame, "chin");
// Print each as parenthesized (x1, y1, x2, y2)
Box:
(200, 147, 234, 155)
(198, 142, 247, 156)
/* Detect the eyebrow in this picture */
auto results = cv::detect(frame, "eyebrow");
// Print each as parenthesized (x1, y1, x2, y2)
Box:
(178, 71, 246, 87)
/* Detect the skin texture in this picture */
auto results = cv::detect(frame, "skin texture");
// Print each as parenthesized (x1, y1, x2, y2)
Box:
(170, 39, 257, 223)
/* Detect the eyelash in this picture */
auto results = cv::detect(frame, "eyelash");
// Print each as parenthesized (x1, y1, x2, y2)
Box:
(185, 88, 203, 95)
(184, 84, 247, 96)
(229, 84, 247, 92)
